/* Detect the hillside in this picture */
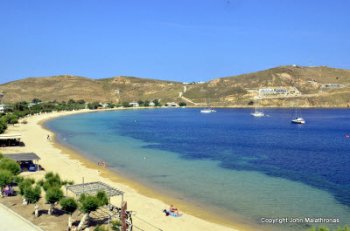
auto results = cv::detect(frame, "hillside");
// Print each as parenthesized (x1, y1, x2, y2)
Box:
(1, 65, 350, 107)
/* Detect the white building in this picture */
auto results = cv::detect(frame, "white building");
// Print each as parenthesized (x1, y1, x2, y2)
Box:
(0, 104, 5, 113)
(129, 102, 139, 107)
(148, 101, 155, 107)
(166, 102, 179, 107)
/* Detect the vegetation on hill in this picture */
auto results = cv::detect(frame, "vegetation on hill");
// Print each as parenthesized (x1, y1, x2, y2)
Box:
(1, 65, 350, 107)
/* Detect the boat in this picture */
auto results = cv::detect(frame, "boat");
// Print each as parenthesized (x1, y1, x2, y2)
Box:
(251, 111, 265, 117)
(251, 97, 265, 117)
(291, 117, 305, 124)
(291, 108, 305, 124)
(200, 98, 216, 113)
(200, 108, 216, 113)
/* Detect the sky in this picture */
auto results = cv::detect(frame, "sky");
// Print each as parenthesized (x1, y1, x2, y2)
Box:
(1, 0, 350, 83)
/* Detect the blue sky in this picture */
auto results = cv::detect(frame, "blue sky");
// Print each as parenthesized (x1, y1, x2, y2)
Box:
(1, 0, 349, 83)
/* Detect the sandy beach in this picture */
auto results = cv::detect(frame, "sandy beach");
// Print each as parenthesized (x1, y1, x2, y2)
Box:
(0, 109, 246, 231)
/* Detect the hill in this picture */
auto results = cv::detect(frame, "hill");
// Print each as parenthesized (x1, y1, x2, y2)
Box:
(1, 65, 350, 107)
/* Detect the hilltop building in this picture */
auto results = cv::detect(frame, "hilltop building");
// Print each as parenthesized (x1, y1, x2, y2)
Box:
(258, 87, 301, 98)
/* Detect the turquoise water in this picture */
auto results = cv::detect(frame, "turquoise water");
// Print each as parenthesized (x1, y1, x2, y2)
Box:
(46, 109, 350, 230)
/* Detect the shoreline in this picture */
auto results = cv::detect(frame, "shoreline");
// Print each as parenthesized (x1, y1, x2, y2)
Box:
(1, 109, 253, 231)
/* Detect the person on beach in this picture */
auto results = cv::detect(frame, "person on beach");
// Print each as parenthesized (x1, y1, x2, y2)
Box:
(169, 205, 179, 215)
(47, 134, 50, 140)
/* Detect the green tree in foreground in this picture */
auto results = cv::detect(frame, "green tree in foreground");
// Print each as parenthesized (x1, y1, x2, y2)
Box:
(23, 184, 41, 217)
(45, 187, 64, 215)
(78, 194, 103, 231)
(0, 170, 13, 197)
(96, 191, 109, 207)
(0, 158, 21, 175)
(60, 197, 78, 229)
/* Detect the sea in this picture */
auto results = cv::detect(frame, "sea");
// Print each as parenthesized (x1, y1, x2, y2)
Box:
(46, 108, 350, 231)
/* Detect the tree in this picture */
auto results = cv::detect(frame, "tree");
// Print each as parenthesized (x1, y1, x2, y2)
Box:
(13, 101, 29, 111)
(23, 184, 41, 217)
(96, 191, 109, 206)
(19, 178, 35, 204)
(122, 102, 130, 108)
(137, 100, 144, 106)
(39, 172, 72, 191)
(24, 184, 41, 203)
(32, 98, 42, 104)
(78, 194, 101, 230)
(0, 170, 13, 197)
(45, 187, 64, 215)
(60, 197, 78, 230)
(87, 102, 101, 110)
(179, 102, 187, 107)
(152, 99, 161, 106)
(0, 158, 21, 175)
(144, 100, 150, 107)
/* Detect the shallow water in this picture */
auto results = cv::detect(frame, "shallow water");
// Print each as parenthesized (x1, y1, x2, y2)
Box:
(46, 108, 350, 230)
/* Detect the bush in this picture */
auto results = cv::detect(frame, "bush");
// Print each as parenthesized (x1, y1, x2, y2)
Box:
(87, 102, 101, 110)
(39, 172, 64, 191)
(24, 185, 41, 204)
(19, 178, 35, 196)
(111, 220, 122, 231)
(96, 191, 109, 206)
(45, 187, 63, 204)
(0, 158, 21, 175)
(94, 225, 109, 231)
(0, 170, 13, 189)
(60, 197, 78, 214)
(79, 195, 99, 213)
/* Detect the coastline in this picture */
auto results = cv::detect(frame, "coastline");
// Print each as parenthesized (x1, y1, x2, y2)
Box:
(1, 109, 253, 231)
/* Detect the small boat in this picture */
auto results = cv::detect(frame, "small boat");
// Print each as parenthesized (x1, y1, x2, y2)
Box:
(200, 108, 216, 113)
(291, 117, 305, 124)
(251, 111, 265, 117)
(250, 97, 265, 117)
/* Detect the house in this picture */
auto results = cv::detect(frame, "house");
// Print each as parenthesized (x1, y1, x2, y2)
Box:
(321, 83, 344, 89)
(129, 102, 139, 107)
(166, 102, 179, 107)
(0, 104, 5, 113)
(148, 101, 155, 107)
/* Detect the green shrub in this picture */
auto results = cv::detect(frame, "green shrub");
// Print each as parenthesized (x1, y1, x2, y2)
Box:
(0, 170, 13, 189)
(60, 197, 78, 214)
(19, 178, 35, 196)
(111, 220, 122, 231)
(0, 158, 21, 175)
(96, 191, 109, 206)
(45, 187, 63, 204)
(24, 185, 41, 204)
(79, 195, 99, 214)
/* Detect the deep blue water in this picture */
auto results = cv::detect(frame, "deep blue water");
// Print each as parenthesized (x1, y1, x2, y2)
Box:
(46, 108, 350, 230)
(114, 108, 350, 206)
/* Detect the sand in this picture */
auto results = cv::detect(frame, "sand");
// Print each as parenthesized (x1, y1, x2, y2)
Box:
(1, 109, 245, 231)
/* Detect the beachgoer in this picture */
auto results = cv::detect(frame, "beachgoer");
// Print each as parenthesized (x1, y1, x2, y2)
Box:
(163, 209, 170, 216)
(47, 134, 50, 140)
(169, 204, 177, 212)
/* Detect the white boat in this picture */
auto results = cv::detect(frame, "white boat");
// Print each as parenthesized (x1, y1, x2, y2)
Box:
(251, 98, 265, 117)
(251, 111, 265, 117)
(200, 108, 216, 113)
(291, 107, 305, 124)
(291, 117, 305, 124)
